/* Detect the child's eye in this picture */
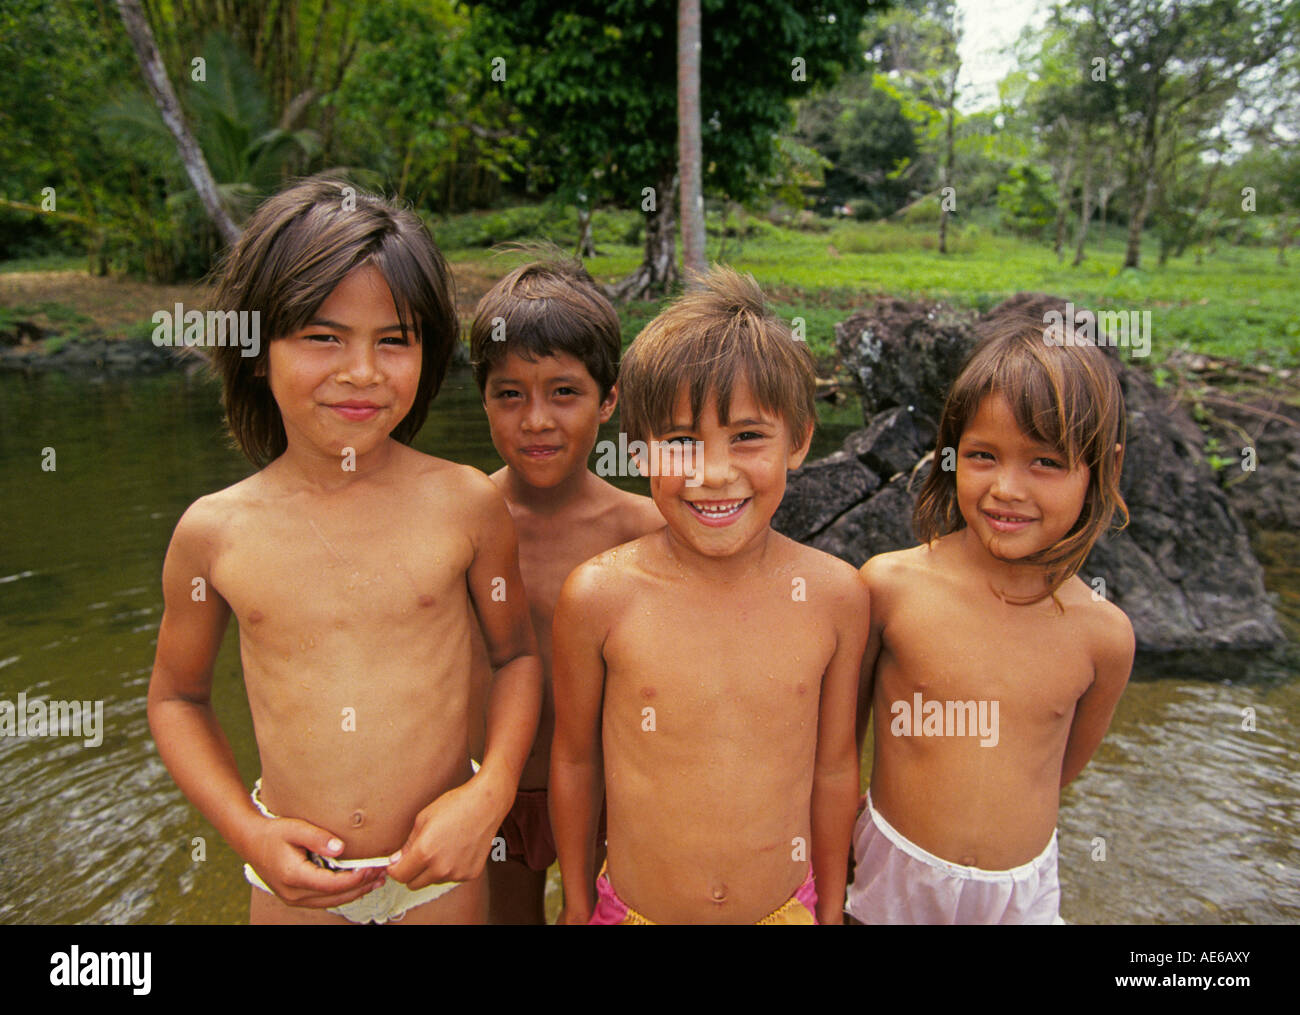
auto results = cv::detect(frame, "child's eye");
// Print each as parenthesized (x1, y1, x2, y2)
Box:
(662, 435, 694, 444)
(735, 431, 765, 442)
(554, 386, 579, 397)
(494, 389, 522, 400)
(966, 450, 994, 461)
(1035, 456, 1064, 469)
(305, 333, 338, 344)
(380, 335, 412, 346)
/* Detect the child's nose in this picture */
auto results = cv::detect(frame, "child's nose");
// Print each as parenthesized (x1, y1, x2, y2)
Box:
(338, 343, 381, 385)
(522, 400, 554, 431)
(699, 441, 736, 487)
(990, 465, 1027, 500)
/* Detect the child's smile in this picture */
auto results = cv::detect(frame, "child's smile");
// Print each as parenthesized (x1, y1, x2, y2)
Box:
(651, 379, 809, 559)
(484, 351, 616, 488)
(268, 263, 422, 463)
(956, 393, 1090, 563)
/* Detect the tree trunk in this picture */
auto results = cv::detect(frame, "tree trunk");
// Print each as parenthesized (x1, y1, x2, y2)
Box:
(1123, 96, 1161, 269)
(938, 65, 957, 256)
(1174, 160, 1219, 259)
(1279, 215, 1295, 266)
(1052, 120, 1078, 263)
(678, 0, 706, 279)
(608, 172, 679, 302)
(576, 205, 596, 259)
(1072, 142, 1094, 267)
(114, 0, 241, 247)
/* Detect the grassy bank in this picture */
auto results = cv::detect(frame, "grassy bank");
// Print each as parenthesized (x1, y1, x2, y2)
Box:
(5, 206, 1297, 368)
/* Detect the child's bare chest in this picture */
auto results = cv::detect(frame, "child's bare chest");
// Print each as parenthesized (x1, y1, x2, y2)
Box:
(212, 511, 473, 635)
(605, 583, 835, 724)
(883, 592, 1094, 720)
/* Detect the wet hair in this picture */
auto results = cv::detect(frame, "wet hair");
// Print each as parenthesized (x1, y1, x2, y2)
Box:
(618, 266, 817, 446)
(208, 176, 458, 466)
(469, 250, 621, 398)
(912, 310, 1129, 601)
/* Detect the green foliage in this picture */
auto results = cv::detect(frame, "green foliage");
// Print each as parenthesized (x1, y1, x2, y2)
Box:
(476, 0, 879, 209)
(996, 164, 1056, 239)
(794, 73, 919, 215)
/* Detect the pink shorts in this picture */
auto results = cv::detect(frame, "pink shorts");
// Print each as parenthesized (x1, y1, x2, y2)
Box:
(589, 864, 818, 925)
(845, 792, 1063, 925)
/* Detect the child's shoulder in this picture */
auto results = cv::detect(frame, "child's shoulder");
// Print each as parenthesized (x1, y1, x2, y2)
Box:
(560, 527, 662, 602)
(858, 542, 934, 591)
(1057, 575, 1136, 662)
(591, 478, 663, 541)
(776, 533, 870, 603)
(398, 446, 505, 509)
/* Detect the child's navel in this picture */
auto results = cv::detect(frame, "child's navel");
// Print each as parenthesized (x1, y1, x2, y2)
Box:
(710, 881, 728, 904)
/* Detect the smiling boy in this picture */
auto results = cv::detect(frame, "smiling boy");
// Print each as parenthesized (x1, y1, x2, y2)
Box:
(470, 257, 663, 924)
(550, 267, 869, 924)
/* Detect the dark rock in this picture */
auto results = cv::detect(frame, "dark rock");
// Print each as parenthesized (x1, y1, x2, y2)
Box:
(834, 298, 975, 442)
(843, 406, 921, 479)
(810, 474, 920, 569)
(773, 451, 878, 542)
(1208, 401, 1300, 531)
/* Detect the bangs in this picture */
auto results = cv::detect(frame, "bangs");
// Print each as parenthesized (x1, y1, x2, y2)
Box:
(619, 267, 817, 446)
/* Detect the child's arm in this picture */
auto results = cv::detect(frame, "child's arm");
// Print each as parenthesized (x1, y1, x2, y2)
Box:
(811, 572, 872, 925)
(854, 557, 888, 758)
(549, 566, 609, 924)
(1060, 609, 1134, 788)
(388, 475, 542, 890)
(148, 505, 379, 908)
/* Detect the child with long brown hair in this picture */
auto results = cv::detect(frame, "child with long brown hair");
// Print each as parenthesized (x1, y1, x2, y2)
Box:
(148, 177, 541, 924)
(847, 310, 1134, 924)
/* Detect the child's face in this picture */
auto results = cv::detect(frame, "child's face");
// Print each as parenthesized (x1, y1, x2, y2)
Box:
(482, 351, 616, 489)
(267, 264, 423, 461)
(955, 392, 1090, 562)
(648, 378, 810, 559)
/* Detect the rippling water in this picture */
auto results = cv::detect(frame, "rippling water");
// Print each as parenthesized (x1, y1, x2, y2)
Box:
(0, 370, 1295, 923)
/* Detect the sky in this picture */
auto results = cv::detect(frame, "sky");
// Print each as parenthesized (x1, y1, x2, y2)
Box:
(953, 0, 1048, 111)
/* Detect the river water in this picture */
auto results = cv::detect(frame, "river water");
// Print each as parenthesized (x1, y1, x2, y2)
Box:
(0, 369, 1296, 923)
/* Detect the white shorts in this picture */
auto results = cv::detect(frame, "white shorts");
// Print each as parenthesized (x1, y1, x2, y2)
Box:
(845, 792, 1064, 925)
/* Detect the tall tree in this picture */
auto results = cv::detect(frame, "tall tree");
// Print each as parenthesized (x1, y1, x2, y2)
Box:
(1059, 0, 1297, 269)
(678, 0, 705, 279)
(114, 0, 239, 246)
(478, 0, 879, 299)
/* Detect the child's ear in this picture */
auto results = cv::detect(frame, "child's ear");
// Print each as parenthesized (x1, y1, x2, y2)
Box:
(599, 383, 619, 425)
(786, 421, 815, 471)
(1114, 442, 1125, 474)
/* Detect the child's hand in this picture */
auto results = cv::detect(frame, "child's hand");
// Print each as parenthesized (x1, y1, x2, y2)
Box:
(246, 816, 384, 908)
(386, 782, 499, 890)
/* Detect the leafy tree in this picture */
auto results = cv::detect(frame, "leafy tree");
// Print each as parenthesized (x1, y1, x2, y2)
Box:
(793, 72, 919, 216)
(475, 0, 880, 299)
(1056, 0, 1298, 269)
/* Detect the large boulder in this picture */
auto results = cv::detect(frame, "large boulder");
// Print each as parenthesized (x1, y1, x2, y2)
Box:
(779, 294, 1286, 652)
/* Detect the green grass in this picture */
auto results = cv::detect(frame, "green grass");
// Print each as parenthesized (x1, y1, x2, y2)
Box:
(0, 253, 85, 274)
(439, 210, 1298, 367)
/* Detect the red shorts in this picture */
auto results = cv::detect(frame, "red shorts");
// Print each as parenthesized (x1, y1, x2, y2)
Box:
(498, 788, 608, 873)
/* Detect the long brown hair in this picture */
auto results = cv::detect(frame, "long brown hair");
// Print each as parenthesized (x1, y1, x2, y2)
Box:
(912, 311, 1128, 601)
(208, 176, 458, 466)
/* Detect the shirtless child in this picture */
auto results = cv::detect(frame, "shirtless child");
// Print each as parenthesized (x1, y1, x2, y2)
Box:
(847, 312, 1134, 924)
(148, 179, 541, 924)
(550, 267, 869, 924)
(470, 257, 663, 924)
